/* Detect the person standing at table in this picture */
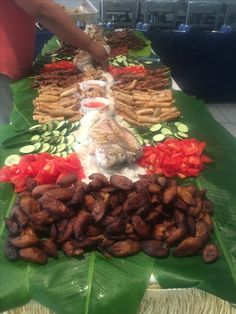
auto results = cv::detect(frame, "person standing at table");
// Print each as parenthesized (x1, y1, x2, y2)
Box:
(0, 0, 109, 124)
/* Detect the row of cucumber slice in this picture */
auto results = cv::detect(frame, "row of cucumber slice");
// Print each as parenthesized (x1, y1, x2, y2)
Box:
(18, 120, 80, 156)
(109, 55, 142, 67)
(150, 122, 189, 142)
(131, 122, 189, 145)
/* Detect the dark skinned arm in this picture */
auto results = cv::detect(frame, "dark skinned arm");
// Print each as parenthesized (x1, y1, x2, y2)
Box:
(14, 0, 108, 63)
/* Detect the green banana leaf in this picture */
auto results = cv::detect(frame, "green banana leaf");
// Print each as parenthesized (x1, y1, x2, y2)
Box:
(151, 92, 236, 304)
(1, 92, 236, 313)
(0, 125, 20, 165)
(41, 36, 61, 56)
(128, 31, 153, 58)
(0, 182, 154, 313)
(10, 78, 38, 131)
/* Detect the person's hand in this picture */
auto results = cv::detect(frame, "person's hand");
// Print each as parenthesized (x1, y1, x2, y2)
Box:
(87, 41, 109, 65)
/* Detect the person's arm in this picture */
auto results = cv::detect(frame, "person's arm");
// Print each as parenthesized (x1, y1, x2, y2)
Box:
(14, 0, 108, 63)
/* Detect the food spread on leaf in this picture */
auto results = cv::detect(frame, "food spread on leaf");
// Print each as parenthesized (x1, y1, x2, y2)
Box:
(1, 26, 219, 270)
(4, 174, 218, 264)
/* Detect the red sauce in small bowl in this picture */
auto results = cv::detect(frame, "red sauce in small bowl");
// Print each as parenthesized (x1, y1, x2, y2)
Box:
(84, 102, 105, 108)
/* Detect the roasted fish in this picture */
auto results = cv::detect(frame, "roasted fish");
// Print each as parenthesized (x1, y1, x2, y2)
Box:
(89, 117, 142, 169)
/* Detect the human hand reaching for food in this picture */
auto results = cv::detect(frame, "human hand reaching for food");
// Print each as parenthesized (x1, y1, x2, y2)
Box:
(87, 41, 110, 65)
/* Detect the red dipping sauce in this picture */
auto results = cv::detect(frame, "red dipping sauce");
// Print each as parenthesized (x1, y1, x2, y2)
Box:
(84, 102, 105, 108)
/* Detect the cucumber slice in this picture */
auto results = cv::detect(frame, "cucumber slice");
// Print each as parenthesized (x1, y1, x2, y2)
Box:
(55, 153, 62, 157)
(177, 132, 189, 139)
(150, 124, 162, 132)
(29, 125, 43, 133)
(42, 136, 51, 143)
(161, 128, 173, 136)
(112, 61, 119, 67)
(53, 136, 63, 145)
(144, 61, 153, 65)
(19, 145, 36, 154)
(173, 132, 182, 139)
(34, 142, 43, 152)
(52, 121, 59, 127)
(50, 147, 58, 154)
(61, 151, 68, 158)
(55, 121, 67, 131)
(153, 134, 165, 142)
(66, 135, 75, 146)
(176, 123, 189, 133)
(57, 143, 67, 153)
(123, 60, 128, 67)
(48, 136, 59, 145)
(73, 121, 80, 128)
(43, 131, 53, 137)
(60, 128, 68, 136)
(48, 145, 56, 153)
(52, 130, 60, 137)
(67, 125, 76, 133)
(42, 124, 49, 132)
(4, 154, 21, 166)
(45, 121, 55, 131)
(64, 122, 73, 134)
(39, 143, 51, 153)
(31, 135, 41, 143)
(116, 57, 124, 63)
(59, 135, 66, 144)
(174, 122, 181, 127)
(143, 139, 150, 145)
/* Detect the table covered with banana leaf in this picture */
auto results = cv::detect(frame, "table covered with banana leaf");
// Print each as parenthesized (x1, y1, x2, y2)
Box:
(0, 28, 236, 314)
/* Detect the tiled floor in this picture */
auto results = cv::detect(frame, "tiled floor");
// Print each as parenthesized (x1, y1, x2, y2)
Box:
(206, 103, 236, 138)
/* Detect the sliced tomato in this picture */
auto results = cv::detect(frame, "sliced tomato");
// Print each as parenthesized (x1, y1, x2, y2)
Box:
(188, 156, 201, 167)
(137, 138, 212, 179)
(10, 175, 26, 192)
(201, 155, 212, 163)
(0, 153, 85, 191)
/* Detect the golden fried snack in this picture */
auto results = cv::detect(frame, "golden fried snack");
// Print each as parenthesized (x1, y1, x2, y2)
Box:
(117, 111, 144, 127)
(137, 115, 161, 124)
(68, 114, 82, 122)
(118, 106, 138, 121)
(60, 86, 78, 98)
(126, 80, 138, 90)
(136, 108, 154, 115)
(49, 109, 78, 118)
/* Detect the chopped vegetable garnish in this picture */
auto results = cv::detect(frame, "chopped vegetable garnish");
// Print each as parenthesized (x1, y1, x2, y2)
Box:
(138, 138, 212, 179)
(0, 153, 84, 192)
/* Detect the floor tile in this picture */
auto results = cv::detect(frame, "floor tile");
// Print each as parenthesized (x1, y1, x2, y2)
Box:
(216, 103, 236, 123)
(172, 79, 181, 91)
(206, 104, 228, 123)
(221, 123, 236, 138)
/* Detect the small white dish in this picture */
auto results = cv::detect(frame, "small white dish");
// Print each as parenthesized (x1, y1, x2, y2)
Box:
(80, 80, 107, 91)
(81, 97, 109, 114)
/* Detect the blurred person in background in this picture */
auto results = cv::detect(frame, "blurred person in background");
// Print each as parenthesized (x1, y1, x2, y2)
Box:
(0, 0, 108, 124)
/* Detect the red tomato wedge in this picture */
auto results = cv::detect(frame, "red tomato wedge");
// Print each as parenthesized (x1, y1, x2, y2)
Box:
(0, 153, 85, 192)
(137, 138, 212, 179)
